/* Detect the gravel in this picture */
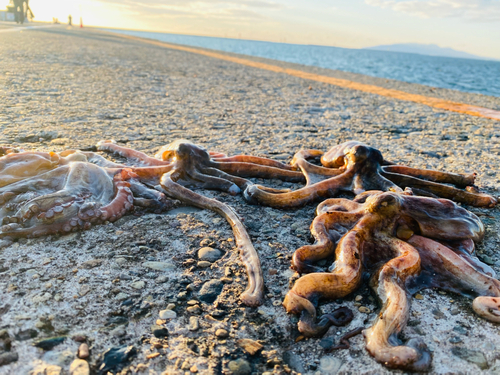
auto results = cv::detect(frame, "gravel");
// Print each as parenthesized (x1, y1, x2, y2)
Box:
(1, 26, 500, 374)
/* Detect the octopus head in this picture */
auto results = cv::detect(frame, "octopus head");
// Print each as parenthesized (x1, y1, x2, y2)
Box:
(155, 139, 211, 164)
(345, 144, 384, 167)
(365, 192, 402, 215)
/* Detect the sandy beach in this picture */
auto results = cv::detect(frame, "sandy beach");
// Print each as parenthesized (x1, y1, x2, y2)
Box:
(1, 26, 500, 374)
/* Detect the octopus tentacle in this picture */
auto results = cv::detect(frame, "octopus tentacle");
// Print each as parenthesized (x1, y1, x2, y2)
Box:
(160, 172, 264, 306)
(364, 238, 431, 372)
(292, 210, 363, 273)
(210, 160, 304, 181)
(98, 141, 168, 166)
(382, 165, 475, 188)
(407, 235, 500, 322)
(283, 229, 364, 336)
(383, 171, 497, 208)
(212, 155, 296, 171)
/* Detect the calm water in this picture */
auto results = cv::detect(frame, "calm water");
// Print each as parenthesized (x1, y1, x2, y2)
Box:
(103, 28, 500, 98)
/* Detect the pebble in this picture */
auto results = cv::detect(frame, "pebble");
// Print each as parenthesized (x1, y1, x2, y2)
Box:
(283, 351, 305, 373)
(166, 303, 176, 310)
(98, 345, 137, 374)
(187, 305, 201, 314)
(198, 247, 222, 262)
(77, 343, 89, 359)
(237, 338, 263, 355)
(451, 347, 489, 369)
(115, 293, 129, 301)
(215, 328, 229, 338)
(189, 316, 199, 331)
(142, 261, 175, 271)
(198, 279, 223, 303)
(115, 258, 127, 265)
(159, 309, 177, 320)
(0, 352, 18, 366)
(449, 336, 463, 344)
(197, 261, 212, 268)
(151, 325, 169, 338)
(319, 356, 342, 374)
(33, 337, 66, 351)
(358, 306, 370, 313)
(130, 281, 145, 290)
(69, 359, 89, 375)
(228, 358, 251, 375)
(110, 326, 126, 337)
(319, 337, 334, 350)
(355, 295, 363, 301)
(450, 307, 460, 315)
(415, 294, 424, 300)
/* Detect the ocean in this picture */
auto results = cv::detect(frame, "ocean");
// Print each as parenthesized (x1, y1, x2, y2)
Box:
(102, 28, 500, 98)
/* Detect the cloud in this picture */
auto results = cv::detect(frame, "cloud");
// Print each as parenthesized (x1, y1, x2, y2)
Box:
(95, 0, 283, 20)
(365, 0, 500, 21)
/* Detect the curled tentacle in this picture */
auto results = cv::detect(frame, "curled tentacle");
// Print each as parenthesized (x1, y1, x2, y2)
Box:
(160, 172, 264, 306)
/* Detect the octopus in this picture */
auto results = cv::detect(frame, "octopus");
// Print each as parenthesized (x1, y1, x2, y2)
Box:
(244, 141, 497, 208)
(283, 190, 500, 371)
(0, 140, 303, 306)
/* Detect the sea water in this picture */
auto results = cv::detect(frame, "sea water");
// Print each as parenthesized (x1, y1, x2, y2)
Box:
(102, 28, 500, 98)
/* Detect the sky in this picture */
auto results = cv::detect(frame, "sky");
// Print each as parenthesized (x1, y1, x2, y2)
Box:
(19, 0, 500, 59)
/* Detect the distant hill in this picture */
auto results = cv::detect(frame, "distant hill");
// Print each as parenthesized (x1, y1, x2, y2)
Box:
(364, 43, 494, 61)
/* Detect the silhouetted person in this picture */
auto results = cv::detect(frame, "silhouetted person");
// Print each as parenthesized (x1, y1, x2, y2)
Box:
(13, 0, 24, 24)
(68, 15, 72, 26)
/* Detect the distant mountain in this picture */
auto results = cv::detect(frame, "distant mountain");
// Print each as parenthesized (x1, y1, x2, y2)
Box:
(364, 43, 494, 61)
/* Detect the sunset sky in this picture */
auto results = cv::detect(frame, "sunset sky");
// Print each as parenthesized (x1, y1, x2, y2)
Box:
(22, 0, 500, 59)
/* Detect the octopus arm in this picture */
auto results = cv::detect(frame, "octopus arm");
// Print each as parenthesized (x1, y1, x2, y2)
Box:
(408, 235, 500, 323)
(283, 230, 363, 336)
(160, 172, 264, 307)
(97, 141, 168, 166)
(210, 160, 304, 182)
(382, 165, 475, 188)
(364, 238, 431, 372)
(382, 171, 497, 207)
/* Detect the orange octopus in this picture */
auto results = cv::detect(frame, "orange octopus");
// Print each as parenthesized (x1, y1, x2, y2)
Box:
(284, 190, 500, 371)
(244, 141, 497, 208)
(0, 140, 301, 306)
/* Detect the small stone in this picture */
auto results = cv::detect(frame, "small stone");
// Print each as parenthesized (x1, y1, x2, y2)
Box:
(215, 328, 229, 338)
(189, 316, 199, 331)
(166, 303, 176, 310)
(110, 326, 126, 337)
(197, 261, 212, 268)
(237, 338, 263, 355)
(80, 259, 102, 269)
(283, 351, 305, 373)
(33, 336, 66, 350)
(77, 343, 89, 359)
(452, 347, 488, 369)
(98, 345, 137, 374)
(142, 261, 175, 271)
(130, 281, 145, 290)
(44, 365, 63, 375)
(319, 356, 342, 374)
(115, 258, 127, 265)
(228, 358, 251, 375)
(69, 359, 90, 375)
(0, 352, 18, 366)
(450, 307, 460, 315)
(151, 325, 169, 338)
(449, 336, 463, 344)
(79, 285, 90, 297)
(355, 295, 363, 302)
(319, 337, 334, 350)
(198, 247, 222, 262)
(156, 275, 168, 284)
(415, 294, 424, 300)
(159, 309, 177, 320)
(198, 279, 223, 303)
(115, 293, 129, 301)
(453, 326, 468, 335)
(358, 306, 370, 313)
(272, 300, 281, 306)
(190, 364, 198, 373)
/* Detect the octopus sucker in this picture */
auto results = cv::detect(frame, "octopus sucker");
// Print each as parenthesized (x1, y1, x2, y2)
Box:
(285, 190, 496, 370)
(244, 141, 497, 208)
